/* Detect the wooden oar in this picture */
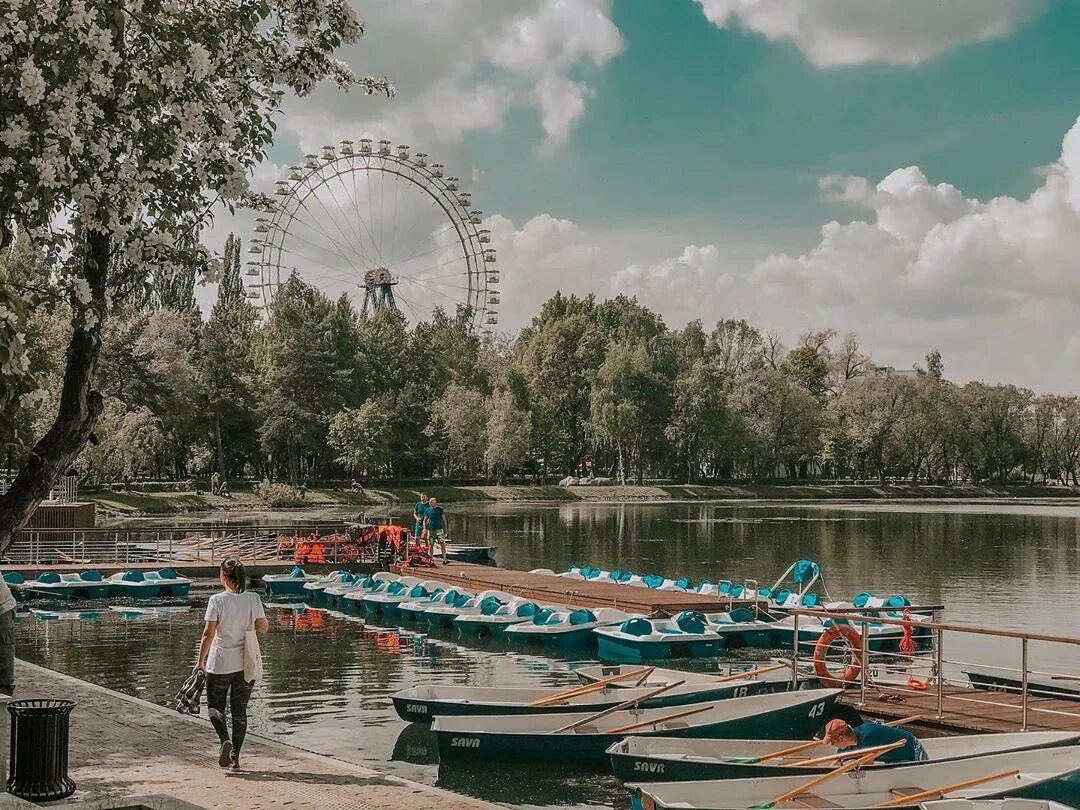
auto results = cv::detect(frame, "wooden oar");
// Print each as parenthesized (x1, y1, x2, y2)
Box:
(715, 662, 788, 683)
(790, 741, 912, 768)
(870, 769, 1019, 808)
(605, 704, 713, 734)
(550, 680, 684, 734)
(527, 667, 654, 707)
(751, 744, 902, 809)
(723, 715, 923, 765)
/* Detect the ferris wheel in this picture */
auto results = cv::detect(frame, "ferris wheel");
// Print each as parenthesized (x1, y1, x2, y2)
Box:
(245, 139, 499, 329)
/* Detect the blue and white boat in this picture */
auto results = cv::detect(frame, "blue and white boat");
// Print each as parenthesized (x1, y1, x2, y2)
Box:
(767, 609, 934, 653)
(261, 566, 320, 597)
(705, 607, 780, 648)
(24, 570, 110, 600)
(505, 606, 630, 648)
(595, 611, 724, 661)
(3, 572, 31, 602)
(453, 596, 541, 636)
(107, 570, 166, 604)
(361, 578, 440, 620)
(398, 585, 450, 623)
(302, 570, 358, 603)
(415, 587, 477, 630)
(340, 573, 403, 614)
(142, 568, 193, 597)
(420, 589, 513, 631)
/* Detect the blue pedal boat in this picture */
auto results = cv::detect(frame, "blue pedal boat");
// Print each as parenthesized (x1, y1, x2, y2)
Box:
(398, 585, 449, 623)
(595, 612, 724, 662)
(24, 570, 110, 600)
(416, 587, 477, 630)
(2, 572, 31, 602)
(453, 596, 540, 636)
(505, 606, 630, 649)
(145, 568, 193, 597)
(302, 570, 357, 603)
(361, 578, 440, 619)
(261, 566, 320, 597)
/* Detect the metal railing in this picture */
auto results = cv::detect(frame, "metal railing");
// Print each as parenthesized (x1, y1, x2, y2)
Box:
(787, 606, 1080, 732)
(5, 524, 365, 567)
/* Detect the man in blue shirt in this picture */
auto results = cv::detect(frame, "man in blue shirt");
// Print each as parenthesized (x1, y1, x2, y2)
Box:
(412, 493, 429, 541)
(424, 497, 448, 564)
(823, 719, 928, 763)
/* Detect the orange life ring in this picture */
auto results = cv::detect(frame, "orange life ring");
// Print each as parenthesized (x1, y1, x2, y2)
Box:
(813, 624, 863, 689)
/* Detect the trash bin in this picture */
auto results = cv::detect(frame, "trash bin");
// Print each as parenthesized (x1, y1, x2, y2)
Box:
(6, 698, 77, 802)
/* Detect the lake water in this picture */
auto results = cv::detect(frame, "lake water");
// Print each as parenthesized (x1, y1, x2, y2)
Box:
(19, 499, 1080, 808)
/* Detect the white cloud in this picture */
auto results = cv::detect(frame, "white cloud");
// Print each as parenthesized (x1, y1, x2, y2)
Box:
(277, 0, 622, 154)
(695, 0, 1044, 67)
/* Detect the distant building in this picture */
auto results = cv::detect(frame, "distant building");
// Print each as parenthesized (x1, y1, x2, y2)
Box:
(873, 365, 919, 378)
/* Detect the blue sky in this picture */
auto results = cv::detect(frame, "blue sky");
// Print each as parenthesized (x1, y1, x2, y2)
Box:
(226, 1, 1080, 391)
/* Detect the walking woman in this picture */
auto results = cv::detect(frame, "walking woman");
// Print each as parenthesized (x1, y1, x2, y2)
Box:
(195, 558, 268, 770)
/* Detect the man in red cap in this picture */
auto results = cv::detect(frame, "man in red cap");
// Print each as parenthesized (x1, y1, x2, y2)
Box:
(822, 718, 928, 763)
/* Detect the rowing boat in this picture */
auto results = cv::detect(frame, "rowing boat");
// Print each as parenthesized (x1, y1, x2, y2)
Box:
(432, 688, 841, 764)
(392, 676, 782, 723)
(574, 663, 798, 689)
(629, 745, 1080, 809)
(608, 731, 1080, 782)
(964, 670, 1080, 703)
(920, 800, 1075, 810)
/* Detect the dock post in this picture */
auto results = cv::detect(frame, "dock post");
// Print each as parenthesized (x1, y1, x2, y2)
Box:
(1021, 637, 1029, 731)
(859, 619, 869, 706)
(792, 611, 800, 687)
(935, 626, 943, 719)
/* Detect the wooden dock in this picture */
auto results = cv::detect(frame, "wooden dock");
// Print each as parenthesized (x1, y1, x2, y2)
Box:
(844, 684, 1080, 734)
(394, 561, 755, 614)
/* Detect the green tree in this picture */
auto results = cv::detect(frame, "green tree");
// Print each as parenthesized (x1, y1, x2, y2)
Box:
(666, 359, 733, 483)
(0, 0, 389, 549)
(196, 234, 260, 478)
(327, 399, 392, 479)
(428, 383, 488, 479)
(732, 369, 821, 480)
(485, 389, 532, 484)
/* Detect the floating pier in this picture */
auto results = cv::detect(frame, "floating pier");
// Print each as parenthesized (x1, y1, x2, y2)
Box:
(394, 561, 757, 614)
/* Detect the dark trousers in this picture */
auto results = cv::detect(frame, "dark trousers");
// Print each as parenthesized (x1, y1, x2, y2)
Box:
(0, 608, 14, 693)
(205, 670, 253, 758)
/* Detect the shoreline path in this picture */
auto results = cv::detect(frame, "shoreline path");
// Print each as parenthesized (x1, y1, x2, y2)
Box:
(4, 660, 495, 810)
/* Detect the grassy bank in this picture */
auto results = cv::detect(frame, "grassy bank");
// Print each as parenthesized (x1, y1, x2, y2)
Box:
(83, 481, 1080, 516)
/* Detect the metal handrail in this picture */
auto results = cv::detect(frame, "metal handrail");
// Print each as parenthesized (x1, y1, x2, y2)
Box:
(786, 606, 1078, 732)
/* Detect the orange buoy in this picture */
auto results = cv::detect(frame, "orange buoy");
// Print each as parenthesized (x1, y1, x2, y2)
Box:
(812, 623, 863, 689)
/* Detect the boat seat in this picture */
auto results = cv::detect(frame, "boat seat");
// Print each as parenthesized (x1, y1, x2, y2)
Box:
(662, 722, 691, 729)
(792, 794, 841, 808)
(888, 788, 923, 798)
(571, 725, 599, 734)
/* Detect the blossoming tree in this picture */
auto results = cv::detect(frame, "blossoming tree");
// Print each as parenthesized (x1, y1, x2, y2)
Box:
(0, 0, 391, 550)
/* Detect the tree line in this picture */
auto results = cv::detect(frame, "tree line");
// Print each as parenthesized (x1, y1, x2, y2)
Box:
(3, 235, 1079, 489)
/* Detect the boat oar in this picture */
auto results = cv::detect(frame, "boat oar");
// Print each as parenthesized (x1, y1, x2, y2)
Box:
(550, 680, 685, 734)
(715, 662, 789, 682)
(605, 704, 713, 734)
(528, 667, 654, 707)
(789, 741, 913, 768)
(870, 769, 1019, 808)
(751, 744, 902, 809)
(723, 715, 923, 765)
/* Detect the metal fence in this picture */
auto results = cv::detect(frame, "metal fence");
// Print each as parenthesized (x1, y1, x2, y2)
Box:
(786, 606, 1080, 732)
(6, 524, 363, 566)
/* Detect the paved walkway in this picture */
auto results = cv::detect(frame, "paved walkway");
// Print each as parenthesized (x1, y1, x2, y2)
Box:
(5, 660, 495, 810)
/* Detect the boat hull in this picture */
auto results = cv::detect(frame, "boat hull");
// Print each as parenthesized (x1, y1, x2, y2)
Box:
(597, 633, 724, 662)
(394, 681, 781, 724)
(433, 693, 840, 764)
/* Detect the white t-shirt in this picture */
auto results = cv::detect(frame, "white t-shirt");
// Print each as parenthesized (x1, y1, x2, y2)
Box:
(204, 590, 265, 675)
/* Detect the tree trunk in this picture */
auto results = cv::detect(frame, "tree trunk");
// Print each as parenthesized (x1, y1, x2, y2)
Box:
(215, 415, 225, 479)
(0, 231, 109, 553)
